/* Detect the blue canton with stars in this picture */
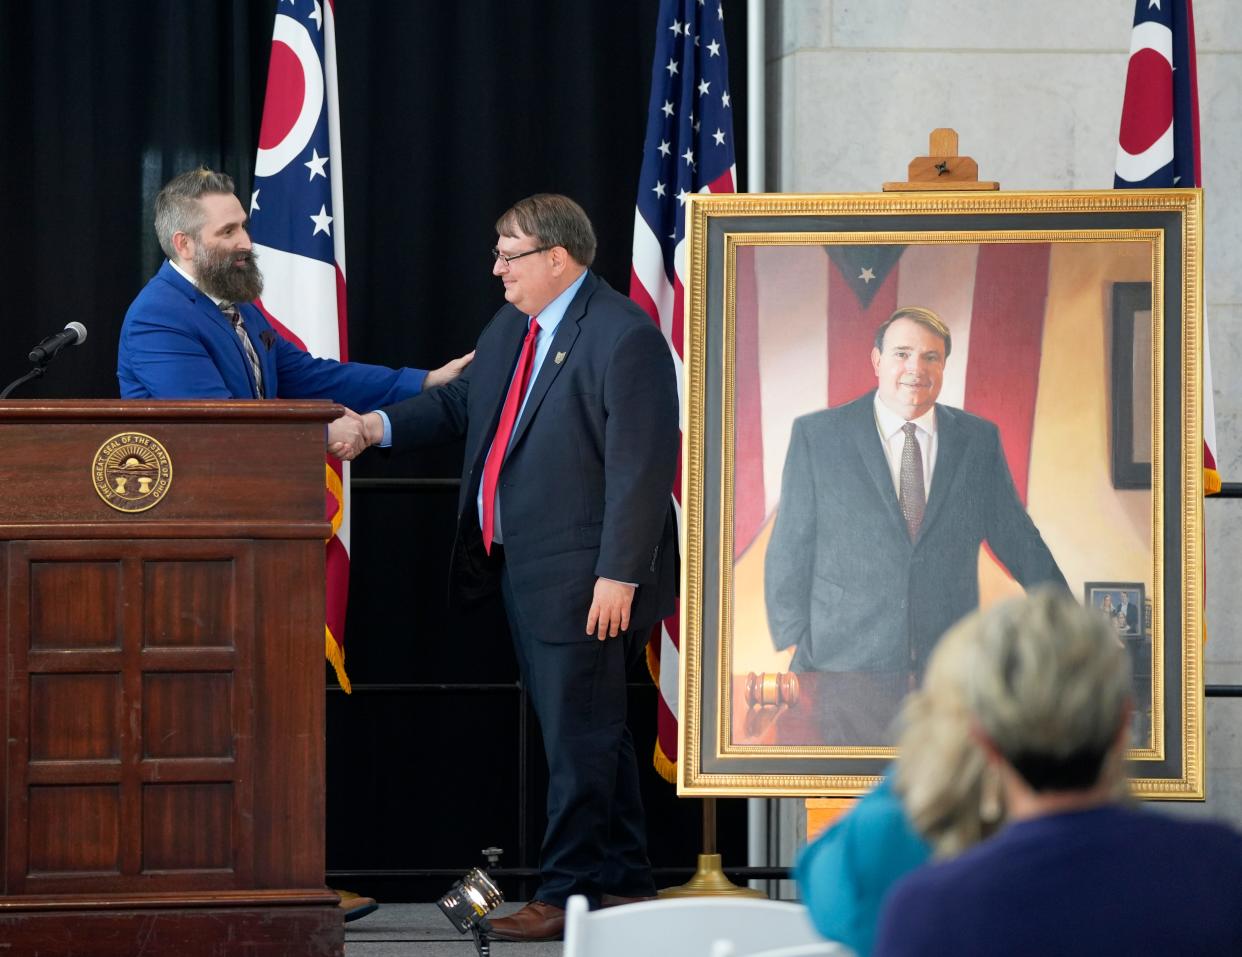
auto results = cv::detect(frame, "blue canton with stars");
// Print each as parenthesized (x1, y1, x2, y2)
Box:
(636, 0, 736, 279)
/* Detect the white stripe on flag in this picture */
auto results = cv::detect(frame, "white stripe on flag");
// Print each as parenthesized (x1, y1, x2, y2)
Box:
(251, 244, 340, 358)
(632, 209, 675, 337)
(659, 625, 679, 720)
(754, 245, 830, 517)
(325, 0, 346, 277)
(668, 337, 686, 436)
(658, 492, 683, 720)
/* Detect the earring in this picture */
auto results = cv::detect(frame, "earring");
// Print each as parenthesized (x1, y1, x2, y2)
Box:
(979, 764, 1003, 823)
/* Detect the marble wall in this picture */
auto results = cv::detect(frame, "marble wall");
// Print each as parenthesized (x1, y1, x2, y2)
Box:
(762, 0, 1242, 829)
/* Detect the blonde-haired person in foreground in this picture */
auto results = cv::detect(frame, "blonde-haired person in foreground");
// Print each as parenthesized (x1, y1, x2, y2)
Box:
(873, 589, 1242, 957)
(794, 614, 1002, 956)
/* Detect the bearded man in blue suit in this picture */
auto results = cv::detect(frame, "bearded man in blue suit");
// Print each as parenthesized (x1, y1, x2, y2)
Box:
(116, 167, 470, 923)
(117, 168, 469, 449)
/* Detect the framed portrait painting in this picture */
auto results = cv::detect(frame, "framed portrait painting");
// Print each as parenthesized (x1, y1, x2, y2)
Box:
(678, 189, 1204, 800)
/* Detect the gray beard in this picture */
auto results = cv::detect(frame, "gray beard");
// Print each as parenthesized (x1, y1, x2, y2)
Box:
(194, 245, 265, 304)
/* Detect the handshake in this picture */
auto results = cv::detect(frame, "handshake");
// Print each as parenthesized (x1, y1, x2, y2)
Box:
(324, 349, 474, 461)
(327, 409, 383, 462)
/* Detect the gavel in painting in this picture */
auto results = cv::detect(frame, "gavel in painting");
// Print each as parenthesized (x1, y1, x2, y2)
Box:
(745, 671, 800, 709)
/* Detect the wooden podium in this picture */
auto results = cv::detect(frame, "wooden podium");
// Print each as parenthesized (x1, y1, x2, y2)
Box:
(0, 400, 343, 956)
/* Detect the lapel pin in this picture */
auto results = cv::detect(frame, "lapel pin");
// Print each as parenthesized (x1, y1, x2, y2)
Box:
(554, 351, 567, 365)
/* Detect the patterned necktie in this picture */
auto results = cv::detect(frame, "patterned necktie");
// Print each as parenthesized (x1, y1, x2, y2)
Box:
(480, 318, 540, 553)
(220, 303, 263, 398)
(899, 422, 926, 540)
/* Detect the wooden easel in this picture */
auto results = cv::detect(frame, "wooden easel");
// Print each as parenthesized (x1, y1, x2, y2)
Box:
(883, 128, 999, 191)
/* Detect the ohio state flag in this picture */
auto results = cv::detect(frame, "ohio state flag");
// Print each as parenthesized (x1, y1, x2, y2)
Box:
(1114, 0, 1218, 494)
(249, 0, 355, 689)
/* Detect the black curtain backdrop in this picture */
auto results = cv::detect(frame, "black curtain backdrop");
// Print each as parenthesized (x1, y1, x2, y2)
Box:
(0, 1, 272, 396)
(1, 0, 749, 900)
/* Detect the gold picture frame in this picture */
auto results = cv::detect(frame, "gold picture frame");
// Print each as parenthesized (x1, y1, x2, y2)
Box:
(679, 189, 1203, 799)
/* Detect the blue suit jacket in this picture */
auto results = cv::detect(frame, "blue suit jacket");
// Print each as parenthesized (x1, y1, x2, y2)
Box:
(381, 271, 680, 644)
(117, 261, 426, 406)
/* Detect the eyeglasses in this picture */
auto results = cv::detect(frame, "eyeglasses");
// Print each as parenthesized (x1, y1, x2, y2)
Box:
(491, 246, 549, 266)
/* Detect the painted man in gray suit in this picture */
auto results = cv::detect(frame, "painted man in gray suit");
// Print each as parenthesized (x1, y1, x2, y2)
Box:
(764, 306, 1067, 738)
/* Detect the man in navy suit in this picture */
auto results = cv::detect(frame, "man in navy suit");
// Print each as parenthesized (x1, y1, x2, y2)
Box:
(765, 307, 1067, 741)
(117, 168, 469, 452)
(358, 194, 679, 941)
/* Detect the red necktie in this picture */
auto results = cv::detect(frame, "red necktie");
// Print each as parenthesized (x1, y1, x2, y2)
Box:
(481, 318, 540, 553)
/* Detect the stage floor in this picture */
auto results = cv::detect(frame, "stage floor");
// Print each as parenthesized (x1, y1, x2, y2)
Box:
(346, 902, 563, 956)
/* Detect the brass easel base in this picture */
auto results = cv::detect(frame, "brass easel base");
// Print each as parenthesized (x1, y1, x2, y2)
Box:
(657, 854, 765, 899)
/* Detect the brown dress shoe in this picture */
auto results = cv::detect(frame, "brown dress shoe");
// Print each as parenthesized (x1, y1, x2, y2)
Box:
(486, 900, 566, 941)
(600, 894, 658, 908)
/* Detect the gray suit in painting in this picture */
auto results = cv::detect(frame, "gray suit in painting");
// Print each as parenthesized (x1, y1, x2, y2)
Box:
(765, 390, 1067, 681)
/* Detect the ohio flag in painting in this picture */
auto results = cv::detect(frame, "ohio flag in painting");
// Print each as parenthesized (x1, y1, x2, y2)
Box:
(631, 0, 737, 782)
(249, 0, 355, 690)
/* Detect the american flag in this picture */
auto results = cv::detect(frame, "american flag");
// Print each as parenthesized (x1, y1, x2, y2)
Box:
(630, 0, 737, 783)
(1114, 0, 1217, 493)
(249, 0, 355, 690)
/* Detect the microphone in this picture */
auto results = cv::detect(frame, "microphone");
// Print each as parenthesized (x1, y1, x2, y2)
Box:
(28, 322, 88, 364)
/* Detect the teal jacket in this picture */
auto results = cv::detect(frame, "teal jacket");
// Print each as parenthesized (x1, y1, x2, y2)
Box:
(795, 776, 930, 957)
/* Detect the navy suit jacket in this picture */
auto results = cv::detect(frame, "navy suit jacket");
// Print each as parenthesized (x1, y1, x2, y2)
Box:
(381, 271, 679, 643)
(117, 261, 426, 405)
(765, 392, 1067, 674)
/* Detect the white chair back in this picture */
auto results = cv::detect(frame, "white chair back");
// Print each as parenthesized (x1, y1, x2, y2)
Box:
(562, 895, 848, 957)
(730, 943, 854, 957)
